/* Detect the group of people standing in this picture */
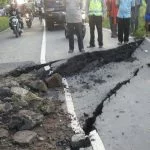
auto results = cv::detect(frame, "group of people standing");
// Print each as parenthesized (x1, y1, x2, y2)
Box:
(65, 0, 105, 53)
(108, 0, 142, 45)
(65, 0, 147, 53)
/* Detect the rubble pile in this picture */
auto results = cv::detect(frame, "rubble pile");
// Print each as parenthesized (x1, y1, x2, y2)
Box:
(0, 72, 73, 150)
(54, 39, 143, 76)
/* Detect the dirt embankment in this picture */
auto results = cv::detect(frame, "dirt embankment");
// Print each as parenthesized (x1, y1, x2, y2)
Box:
(0, 72, 73, 150)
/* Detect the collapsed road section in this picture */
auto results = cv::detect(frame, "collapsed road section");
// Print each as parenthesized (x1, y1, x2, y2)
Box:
(52, 39, 148, 149)
(53, 39, 143, 76)
(55, 38, 150, 150)
(0, 38, 149, 150)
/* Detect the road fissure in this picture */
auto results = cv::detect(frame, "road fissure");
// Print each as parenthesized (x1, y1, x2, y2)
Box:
(83, 66, 143, 135)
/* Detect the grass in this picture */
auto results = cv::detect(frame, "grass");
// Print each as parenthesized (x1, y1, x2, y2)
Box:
(103, 3, 146, 38)
(102, 16, 110, 29)
(0, 16, 9, 32)
(134, 3, 146, 37)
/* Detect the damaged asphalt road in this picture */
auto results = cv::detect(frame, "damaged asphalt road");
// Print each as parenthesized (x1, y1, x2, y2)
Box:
(0, 38, 150, 150)
(52, 38, 150, 150)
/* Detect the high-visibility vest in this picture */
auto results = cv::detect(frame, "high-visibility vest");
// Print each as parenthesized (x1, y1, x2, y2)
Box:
(89, 0, 103, 16)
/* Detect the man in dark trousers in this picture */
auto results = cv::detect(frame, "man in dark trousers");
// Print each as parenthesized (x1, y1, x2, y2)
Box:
(65, 0, 85, 53)
(86, 0, 105, 48)
(116, 0, 135, 45)
(130, 0, 142, 34)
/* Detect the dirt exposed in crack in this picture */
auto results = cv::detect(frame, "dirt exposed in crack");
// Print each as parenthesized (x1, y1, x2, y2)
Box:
(54, 39, 143, 77)
(2, 60, 63, 78)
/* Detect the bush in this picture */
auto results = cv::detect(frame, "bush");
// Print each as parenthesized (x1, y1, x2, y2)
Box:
(134, 3, 146, 37)
(0, 16, 9, 32)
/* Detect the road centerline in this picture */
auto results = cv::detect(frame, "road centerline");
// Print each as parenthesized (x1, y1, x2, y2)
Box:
(40, 19, 50, 71)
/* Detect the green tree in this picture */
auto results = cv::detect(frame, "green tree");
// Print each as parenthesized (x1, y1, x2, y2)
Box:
(0, 0, 8, 5)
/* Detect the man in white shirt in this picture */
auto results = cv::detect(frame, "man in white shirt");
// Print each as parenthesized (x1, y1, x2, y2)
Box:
(65, 0, 85, 53)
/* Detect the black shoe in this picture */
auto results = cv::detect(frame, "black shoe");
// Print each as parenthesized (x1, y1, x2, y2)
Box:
(68, 49, 74, 53)
(80, 49, 85, 53)
(87, 45, 95, 48)
(124, 41, 128, 44)
(99, 45, 103, 48)
(118, 42, 122, 46)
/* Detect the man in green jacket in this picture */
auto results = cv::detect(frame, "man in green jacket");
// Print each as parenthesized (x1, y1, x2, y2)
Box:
(86, 0, 105, 48)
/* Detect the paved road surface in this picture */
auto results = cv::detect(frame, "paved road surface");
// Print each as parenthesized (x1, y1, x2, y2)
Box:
(0, 18, 149, 150)
(0, 18, 118, 73)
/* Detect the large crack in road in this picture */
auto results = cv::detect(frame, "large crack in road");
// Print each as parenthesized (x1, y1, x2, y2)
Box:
(2, 39, 143, 79)
(83, 66, 143, 135)
(53, 39, 143, 77)
(1, 60, 63, 78)
(52, 39, 144, 149)
(0, 39, 145, 150)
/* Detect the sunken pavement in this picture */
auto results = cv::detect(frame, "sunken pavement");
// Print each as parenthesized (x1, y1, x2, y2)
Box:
(0, 38, 149, 150)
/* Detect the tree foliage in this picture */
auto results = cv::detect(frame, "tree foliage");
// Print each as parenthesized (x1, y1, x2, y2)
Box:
(0, 0, 8, 5)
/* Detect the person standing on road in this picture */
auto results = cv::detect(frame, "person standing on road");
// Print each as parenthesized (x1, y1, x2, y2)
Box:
(116, 0, 135, 45)
(130, 0, 142, 34)
(65, 0, 85, 53)
(86, 0, 106, 48)
(106, 0, 118, 38)
(145, 0, 150, 36)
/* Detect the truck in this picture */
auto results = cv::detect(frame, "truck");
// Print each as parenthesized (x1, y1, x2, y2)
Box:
(44, 0, 65, 30)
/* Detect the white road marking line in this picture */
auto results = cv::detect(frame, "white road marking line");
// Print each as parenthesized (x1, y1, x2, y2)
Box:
(62, 78, 106, 150)
(40, 21, 106, 149)
(40, 19, 83, 134)
(89, 130, 105, 150)
(40, 19, 50, 71)
(62, 78, 84, 134)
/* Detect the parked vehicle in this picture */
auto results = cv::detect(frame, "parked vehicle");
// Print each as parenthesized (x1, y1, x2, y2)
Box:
(0, 7, 5, 16)
(44, 0, 65, 30)
(9, 15, 22, 37)
(64, 11, 86, 39)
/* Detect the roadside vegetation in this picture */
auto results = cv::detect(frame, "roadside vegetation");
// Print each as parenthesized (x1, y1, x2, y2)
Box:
(0, 16, 9, 32)
(103, 2, 146, 38)
(134, 3, 146, 37)
(0, 0, 9, 32)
